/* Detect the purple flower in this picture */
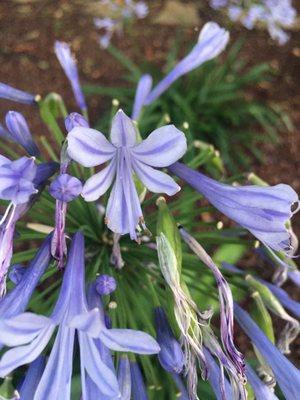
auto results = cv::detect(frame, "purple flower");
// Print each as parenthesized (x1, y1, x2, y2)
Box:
(0, 156, 37, 205)
(171, 373, 189, 400)
(0, 163, 56, 296)
(179, 227, 245, 381)
(18, 356, 46, 400)
(131, 74, 152, 120)
(0, 233, 120, 399)
(65, 112, 89, 132)
(234, 303, 300, 400)
(154, 307, 184, 374)
(95, 274, 117, 295)
(144, 22, 229, 105)
(67, 109, 187, 240)
(117, 356, 131, 400)
(170, 162, 299, 255)
(5, 111, 40, 157)
(54, 41, 87, 112)
(246, 363, 279, 400)
(0, 83, 36, 105)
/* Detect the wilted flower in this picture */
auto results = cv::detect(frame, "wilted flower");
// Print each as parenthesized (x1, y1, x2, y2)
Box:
(154, 306, 184, 374)
(49, 173, 82, 268)
(5, 111, 40, 157)
(143, 22, 229, 107)
(0, 83, 37, 105)
(234, 303, 300, 400)
(169, 162, 299, 255)
(179, 227, 245, 381)
(67, 109, 187, 240)
(54, 41, 87, 113)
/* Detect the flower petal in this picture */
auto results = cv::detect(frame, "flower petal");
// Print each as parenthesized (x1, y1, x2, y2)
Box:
(99, 328, 160, 354)
(132, 125, 187, 167)
(18, 356, 46, 400)
(110, 109, 137, 147)
(0, 313, 52, 346)
(132, 74, 153, 121)
(67, 127, 116, 167)
(82, 159, 116, 202)
(79, 333, 120, 398)
(118, 356, 131, 400)
(132, 159, 180, 196)
(0, 324, 55, 377)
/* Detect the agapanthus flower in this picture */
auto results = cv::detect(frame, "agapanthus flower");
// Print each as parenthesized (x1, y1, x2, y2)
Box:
(65, 112, 89, 132)
(154, 306, 185, 374)
(17, 356, 46, 400)
(117, 356, 131, 400)
(0, 83, 37, 105)
(0, 232, 159, 399)
(54, 41, 87, 113)
(143, 22, 229, 107)
(5, 111, 40, 157)
(234, 303, 300, 400)
(129, 361, 148, 400)
(179, 227, 246, 382)
(0, 160, 57, 296)
(67, 109, 187, 240)
(170, 162, 299, 255)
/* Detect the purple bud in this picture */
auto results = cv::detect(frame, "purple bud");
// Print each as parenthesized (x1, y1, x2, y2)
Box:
(34, 162, 59, 186)
(49, 173, 82, 202)
(5, 111, 40, 156)
(54, 41, 87, 111)
(0, 83, 36, 105)
(9, 264, 25, 285)
(154, 307, 184, 374)
(131, 74, 152, 121)
(96, 274, 117, 295)
(65, 112, 89, 132)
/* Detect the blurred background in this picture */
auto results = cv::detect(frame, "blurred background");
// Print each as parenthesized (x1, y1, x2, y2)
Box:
(0, 0, 299, 236)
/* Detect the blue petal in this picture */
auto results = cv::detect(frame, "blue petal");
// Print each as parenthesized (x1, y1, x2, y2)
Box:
(130, 361, 148, 400)
(246, 363, 279, 400)
(99, 328, 160, 354)
(118, 356, 131, 400)
(132, 74, 152, 120)
(110, 110, 137, 147)
(18, 356, 46, 400)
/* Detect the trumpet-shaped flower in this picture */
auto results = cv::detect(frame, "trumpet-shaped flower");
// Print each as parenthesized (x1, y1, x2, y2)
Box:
(0, 83, 36, 105)
(0, 162, 57, 296)
(144, 22, 229, 106)
(5, 111, 40, 157)
(234, 303, 300, 400)
(67, 109, 187, 240)
(169, 162, 299, 255)
(54, 41, 87, 112)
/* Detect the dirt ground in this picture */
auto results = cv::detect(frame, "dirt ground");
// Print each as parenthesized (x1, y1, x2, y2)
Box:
(0, 0, 299, 224)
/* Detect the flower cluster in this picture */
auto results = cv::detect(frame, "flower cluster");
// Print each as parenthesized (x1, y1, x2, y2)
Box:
(210, 0, 297, 45)
(94, 0, 148, 48)
(0, 17, 299, 400)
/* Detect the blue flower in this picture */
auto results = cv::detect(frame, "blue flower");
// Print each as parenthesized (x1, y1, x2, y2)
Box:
(54, 42, 87, 112)
(49, 173, 82, 203)
(131, 74, 152, 120)
(154, 306, 184, 374)
(0, 83, 37, 104)
(130, 361, 148, 400)
(143, 22, 229, 107)
(67, 109, 187, 240)
(234, 303, 300, 400)
(5, 111, 40, 157)
(170, 162, 299, 255)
